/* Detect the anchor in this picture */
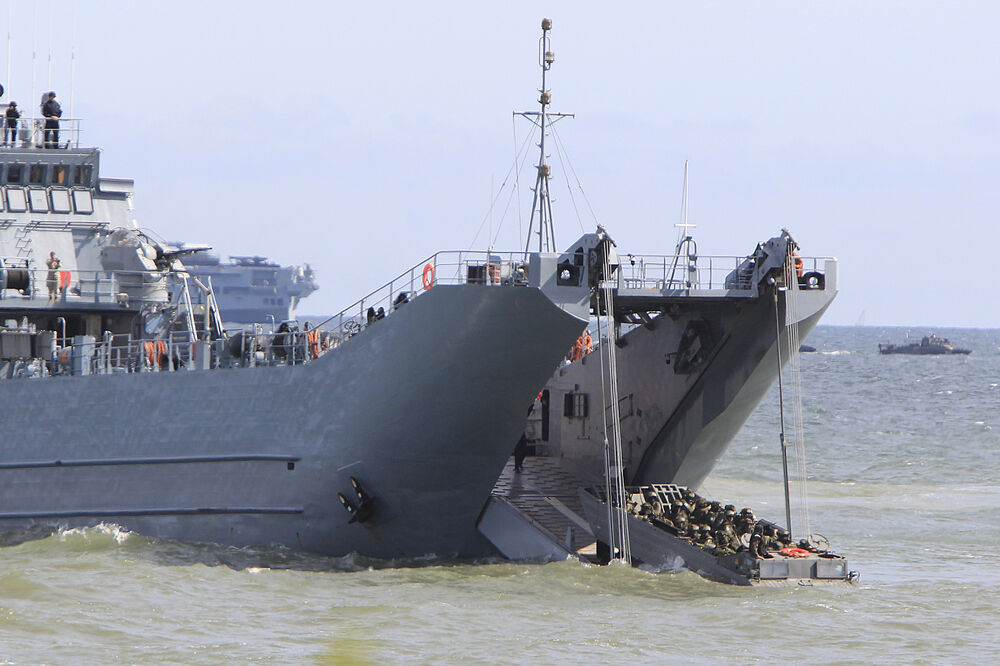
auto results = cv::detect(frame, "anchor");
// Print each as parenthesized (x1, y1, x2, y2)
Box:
(337, 476, 376, 524)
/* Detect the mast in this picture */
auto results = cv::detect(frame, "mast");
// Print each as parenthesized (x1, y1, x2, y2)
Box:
(667, 161, 698, 288)
(516, 18, 574, 254)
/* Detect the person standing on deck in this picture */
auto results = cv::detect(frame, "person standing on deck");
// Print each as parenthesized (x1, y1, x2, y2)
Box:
(42, 92, 61, 149)
(46, 251, 61, 302)
(4, 102, 19, 146)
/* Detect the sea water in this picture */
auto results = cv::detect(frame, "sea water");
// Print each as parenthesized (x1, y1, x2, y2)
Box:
(0, 326, 997, 664)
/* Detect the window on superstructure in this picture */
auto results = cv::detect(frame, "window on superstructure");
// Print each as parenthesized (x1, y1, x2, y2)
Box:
(52, 165, 69, 185)
(6, 163, 23, 184)
(72, 165, 93, 186)
(28, 164, 45, 185)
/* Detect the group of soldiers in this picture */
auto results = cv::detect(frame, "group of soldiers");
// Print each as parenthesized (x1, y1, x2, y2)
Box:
(625, 486, 793, 559)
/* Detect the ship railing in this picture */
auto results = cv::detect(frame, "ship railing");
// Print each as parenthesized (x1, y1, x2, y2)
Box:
(2, 117, 82, 150)
(312, 250, 529, 346)
(43, 329, 205, 377)
(42, 325, 339, 376)
(616, 253, 829, 292)
(0, 260, 171, 307)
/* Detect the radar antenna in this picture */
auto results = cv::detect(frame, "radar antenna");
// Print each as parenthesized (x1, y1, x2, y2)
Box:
(515, 18, 574, 254)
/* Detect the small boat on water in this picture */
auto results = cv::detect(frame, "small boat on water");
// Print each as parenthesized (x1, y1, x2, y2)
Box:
(879, 335, 971, 355)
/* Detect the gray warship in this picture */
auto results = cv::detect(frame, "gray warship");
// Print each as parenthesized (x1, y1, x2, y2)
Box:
(0, 93, 621, 558)
(179, 252, 318, 325)
(444, 22, 840, 571)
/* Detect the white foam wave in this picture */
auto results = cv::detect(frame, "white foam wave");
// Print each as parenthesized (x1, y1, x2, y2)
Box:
(57, 522, 133, 545)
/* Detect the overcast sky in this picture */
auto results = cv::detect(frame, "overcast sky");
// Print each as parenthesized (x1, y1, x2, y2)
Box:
(4, 1, 999, 327)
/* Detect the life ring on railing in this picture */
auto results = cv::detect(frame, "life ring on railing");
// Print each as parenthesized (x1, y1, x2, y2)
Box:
(422, 263, 435, 290)
(780, 547, 811, 558)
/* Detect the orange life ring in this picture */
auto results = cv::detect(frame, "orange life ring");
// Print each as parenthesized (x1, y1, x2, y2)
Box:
(780, 547, 810, 558)
(422, 263, 435, 290)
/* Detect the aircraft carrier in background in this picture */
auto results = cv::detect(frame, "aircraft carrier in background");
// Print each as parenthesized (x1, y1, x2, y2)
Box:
(181, 252, 318, 325)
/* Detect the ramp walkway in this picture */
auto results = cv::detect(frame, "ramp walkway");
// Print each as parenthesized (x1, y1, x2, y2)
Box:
(478, 457, 596, 561)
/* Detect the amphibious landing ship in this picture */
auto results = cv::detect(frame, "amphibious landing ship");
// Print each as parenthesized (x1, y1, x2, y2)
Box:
(0, 103, 618, 558)
(472, 22, 839, 570)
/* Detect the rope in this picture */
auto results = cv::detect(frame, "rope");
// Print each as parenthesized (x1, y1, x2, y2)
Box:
(783, 257, 812, 538)
(550, 122, 600, 230)
(466, 121, 537, 249)
(547, 123, 587, 235)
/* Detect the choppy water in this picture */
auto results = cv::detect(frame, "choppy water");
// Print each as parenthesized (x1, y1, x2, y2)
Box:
(2, 326, 998, 664)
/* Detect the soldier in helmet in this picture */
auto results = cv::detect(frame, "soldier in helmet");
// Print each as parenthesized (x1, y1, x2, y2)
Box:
(692, 498, 711, 523)
(749, 524, 772, 559)
(670, 501, 690, 534)
(736, 508, 756, 537)
(644, 489, 664, 518)
(712, 528, 737, 557)
(762, 524, 782, 554)
(700, 525, 716, 552)
(718, 511, 741, 552)
(724, 506, 738, 527)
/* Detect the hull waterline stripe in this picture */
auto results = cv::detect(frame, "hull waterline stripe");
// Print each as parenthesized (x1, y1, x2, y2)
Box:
(0, 506, 304, 519)
(0, 454, 301, 470)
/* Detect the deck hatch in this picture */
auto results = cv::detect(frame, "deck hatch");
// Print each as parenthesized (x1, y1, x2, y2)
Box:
(28, 188, 48, 212)
(6, 187, 26, 212)
(50, 188, 71, 213)
(72, 189, 93, 214)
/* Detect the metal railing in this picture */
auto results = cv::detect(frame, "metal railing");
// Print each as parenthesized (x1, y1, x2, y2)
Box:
(1, 117, 82, 150)
(313, 249, 530, 345)
(0, 259, 168, 307)
(9, 326, 337, 378)
(616, 253, 830, 292)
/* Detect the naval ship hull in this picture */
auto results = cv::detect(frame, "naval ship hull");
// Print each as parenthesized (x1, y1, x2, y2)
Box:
(632, 286, 832, 487)
(479, 271, 837, 561)
(0, 284, 585, 558)
(539, 280, 835, 491)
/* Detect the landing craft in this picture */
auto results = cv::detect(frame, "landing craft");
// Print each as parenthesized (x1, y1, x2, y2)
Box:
(475, 21, 839, 566)
(0, 79, 620, 559)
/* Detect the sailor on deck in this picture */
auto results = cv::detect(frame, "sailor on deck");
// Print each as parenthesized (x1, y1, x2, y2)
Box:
(46, 252, 60, 302)
(42, 92, 62, 149)
(4, 102, 19, 146)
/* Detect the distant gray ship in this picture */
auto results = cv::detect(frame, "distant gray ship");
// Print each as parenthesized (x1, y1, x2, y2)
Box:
(879, 335, 970, 355)
(180, 252, 318, 325)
